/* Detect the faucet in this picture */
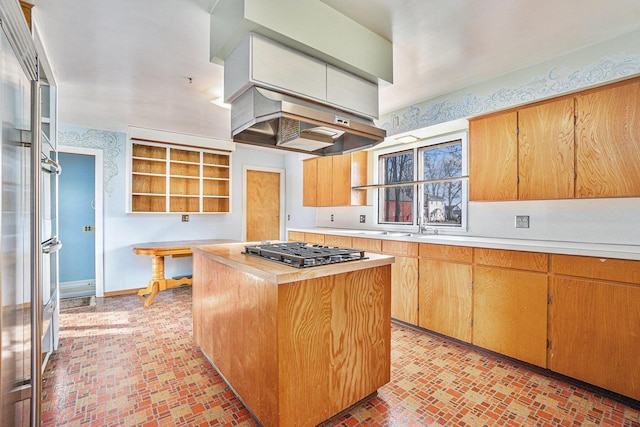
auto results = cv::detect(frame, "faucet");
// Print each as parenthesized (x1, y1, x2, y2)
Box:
(418, 219, 439, 235)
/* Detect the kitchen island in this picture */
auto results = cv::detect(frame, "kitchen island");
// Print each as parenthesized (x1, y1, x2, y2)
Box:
(191, 242, 394, 427)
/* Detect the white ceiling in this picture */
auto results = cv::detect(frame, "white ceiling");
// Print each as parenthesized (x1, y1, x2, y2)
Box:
(29, 0, 640, 140)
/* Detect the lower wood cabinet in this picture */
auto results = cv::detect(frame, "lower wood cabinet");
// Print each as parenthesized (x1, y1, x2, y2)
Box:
(382, 240, 419, 325)
(418, 244, 473, 342)
(287, 231, 305, 242)
(473, 248, 548, 367)
(324, 234, 352, 248)
(473, 266, 548, 367)
(284, 232, 640, 400)
(549, 255, 640, 400)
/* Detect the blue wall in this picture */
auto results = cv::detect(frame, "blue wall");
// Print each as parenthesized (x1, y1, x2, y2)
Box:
(58, 153, 96, 282)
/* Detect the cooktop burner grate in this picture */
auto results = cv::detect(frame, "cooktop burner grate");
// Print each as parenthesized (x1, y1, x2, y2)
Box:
(242, 242, 367, 268)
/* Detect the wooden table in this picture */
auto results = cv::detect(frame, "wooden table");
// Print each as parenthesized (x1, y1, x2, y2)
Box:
(132, 239, 236, 307)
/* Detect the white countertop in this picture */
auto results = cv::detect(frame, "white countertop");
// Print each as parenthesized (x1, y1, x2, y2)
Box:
(288, 227, 640, 261)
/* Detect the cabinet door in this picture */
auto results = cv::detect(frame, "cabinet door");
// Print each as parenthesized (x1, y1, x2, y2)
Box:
(302, 158, 318, 206)
(419, 259, 472, 342)
(473, 266, 547, 367)
(390, 256, 419, 325)
(469, 112, 518, 201)
(316, 156, 333, 206)
(549, 277, 640, 400)
(518, 98, 575, 199)
(332, 151, 367, 206)
(575, 79, 640, 198)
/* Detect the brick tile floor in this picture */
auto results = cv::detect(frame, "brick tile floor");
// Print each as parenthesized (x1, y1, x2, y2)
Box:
(42, 287, 640, 426)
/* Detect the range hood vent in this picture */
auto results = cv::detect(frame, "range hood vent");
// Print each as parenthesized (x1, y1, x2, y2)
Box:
(231, 87, 386, 156)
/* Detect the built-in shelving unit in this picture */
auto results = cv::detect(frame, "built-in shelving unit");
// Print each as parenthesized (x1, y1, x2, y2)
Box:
(129, 141, 231, 213)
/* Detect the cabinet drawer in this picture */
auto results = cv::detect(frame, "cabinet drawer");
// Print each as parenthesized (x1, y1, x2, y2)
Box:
(288, 231, 305, 242)
(304, 233, 325, 245)
(551, 254, 640, 285)
(382, 240, 418, 257)
(474, 248, 548, 272)
(325, 234, 353, 248)
(352, 237, 381, 254)
(419, 243, 472, 263)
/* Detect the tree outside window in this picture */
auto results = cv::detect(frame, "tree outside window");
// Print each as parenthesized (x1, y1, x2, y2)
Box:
(379, 151, 413, 224)
(421, 141, 462, 226)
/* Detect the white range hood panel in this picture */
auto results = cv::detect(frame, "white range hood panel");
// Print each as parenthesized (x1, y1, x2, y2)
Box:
(209, 0, 393, 85)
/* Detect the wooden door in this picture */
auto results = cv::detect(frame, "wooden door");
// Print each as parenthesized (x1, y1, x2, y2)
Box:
(575, 78, 640, 197)
(246, 170, 280, 242)
(473, 266, 548, 367)
(419, 259, 472, 342)
(469, 111, 518, 201)
(549, 276, 640, 400)
(518, 98, 575, 199)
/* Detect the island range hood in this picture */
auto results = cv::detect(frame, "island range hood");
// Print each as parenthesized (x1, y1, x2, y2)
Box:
(222, 32, 388, 156)
(230, 86, 386, 156)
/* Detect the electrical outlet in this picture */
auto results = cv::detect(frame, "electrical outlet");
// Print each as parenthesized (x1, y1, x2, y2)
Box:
(287, 214, 291, 221)
(359, 215, 366, 223)
(182, 215, 189, 222)
(330, 214, 334, 222)
(82, 225, 95, 232)
(515, 215, 530, 228)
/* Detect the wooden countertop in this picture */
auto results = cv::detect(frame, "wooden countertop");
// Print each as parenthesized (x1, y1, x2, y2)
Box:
(192, 242, 394, 285)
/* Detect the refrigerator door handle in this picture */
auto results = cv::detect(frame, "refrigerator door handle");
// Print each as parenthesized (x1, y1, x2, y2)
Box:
(42, 238, 62, 254)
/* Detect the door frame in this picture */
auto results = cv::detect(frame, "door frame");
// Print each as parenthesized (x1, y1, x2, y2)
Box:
(58, 146, 104, 297)
(242, 165, 286, 242)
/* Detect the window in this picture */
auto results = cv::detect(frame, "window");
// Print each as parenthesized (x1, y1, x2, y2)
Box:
(420, 141, 463, 226)
(378, 150, 414, 224)
(377, 132, 467, 230)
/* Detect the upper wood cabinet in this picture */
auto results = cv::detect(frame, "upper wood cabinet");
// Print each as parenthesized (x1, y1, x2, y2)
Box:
(129, 141, 231, 213)
(469, 76, 640, 201)
(303, 151, 368, 207)
(469, 111, 518, 201)
(518, 98, 575, 199)
(302, 158, 317, 206)
(575, 78, 640, 198)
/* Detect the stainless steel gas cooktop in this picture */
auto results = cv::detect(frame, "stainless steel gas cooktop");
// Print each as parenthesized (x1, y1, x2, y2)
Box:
(242, 242, 367, 268)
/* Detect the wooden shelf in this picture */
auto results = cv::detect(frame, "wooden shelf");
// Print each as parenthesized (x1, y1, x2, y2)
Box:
(129, 141, 231, 213)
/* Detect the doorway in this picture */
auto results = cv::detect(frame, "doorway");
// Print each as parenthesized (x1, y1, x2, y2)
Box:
(58, 147, 104, 297)
(244, 166, 285, 242)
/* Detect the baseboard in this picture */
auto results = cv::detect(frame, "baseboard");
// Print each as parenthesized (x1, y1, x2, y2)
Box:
(104, 289, 140, 297)
(60, 279, 96, 299)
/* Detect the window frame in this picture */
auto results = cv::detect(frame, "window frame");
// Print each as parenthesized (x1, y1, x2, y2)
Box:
(373, 131, 468, 232)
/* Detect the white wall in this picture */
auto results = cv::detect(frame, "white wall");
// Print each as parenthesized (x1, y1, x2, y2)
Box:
(287, 29, 640, 248)
(59, 125, 287, 293)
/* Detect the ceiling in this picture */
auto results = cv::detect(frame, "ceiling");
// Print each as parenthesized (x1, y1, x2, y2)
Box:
(28, 0, 640, 140)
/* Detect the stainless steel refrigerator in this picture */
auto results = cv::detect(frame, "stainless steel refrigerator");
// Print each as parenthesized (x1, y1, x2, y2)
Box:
(0, 1, 58, 425)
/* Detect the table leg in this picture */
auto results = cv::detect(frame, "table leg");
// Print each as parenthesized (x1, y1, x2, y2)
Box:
(138, 254, 193, 306)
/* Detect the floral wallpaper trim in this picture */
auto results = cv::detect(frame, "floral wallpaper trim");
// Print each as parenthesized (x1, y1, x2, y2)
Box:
(58, 129, 121, 195)
(380, 53, 640, 136)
